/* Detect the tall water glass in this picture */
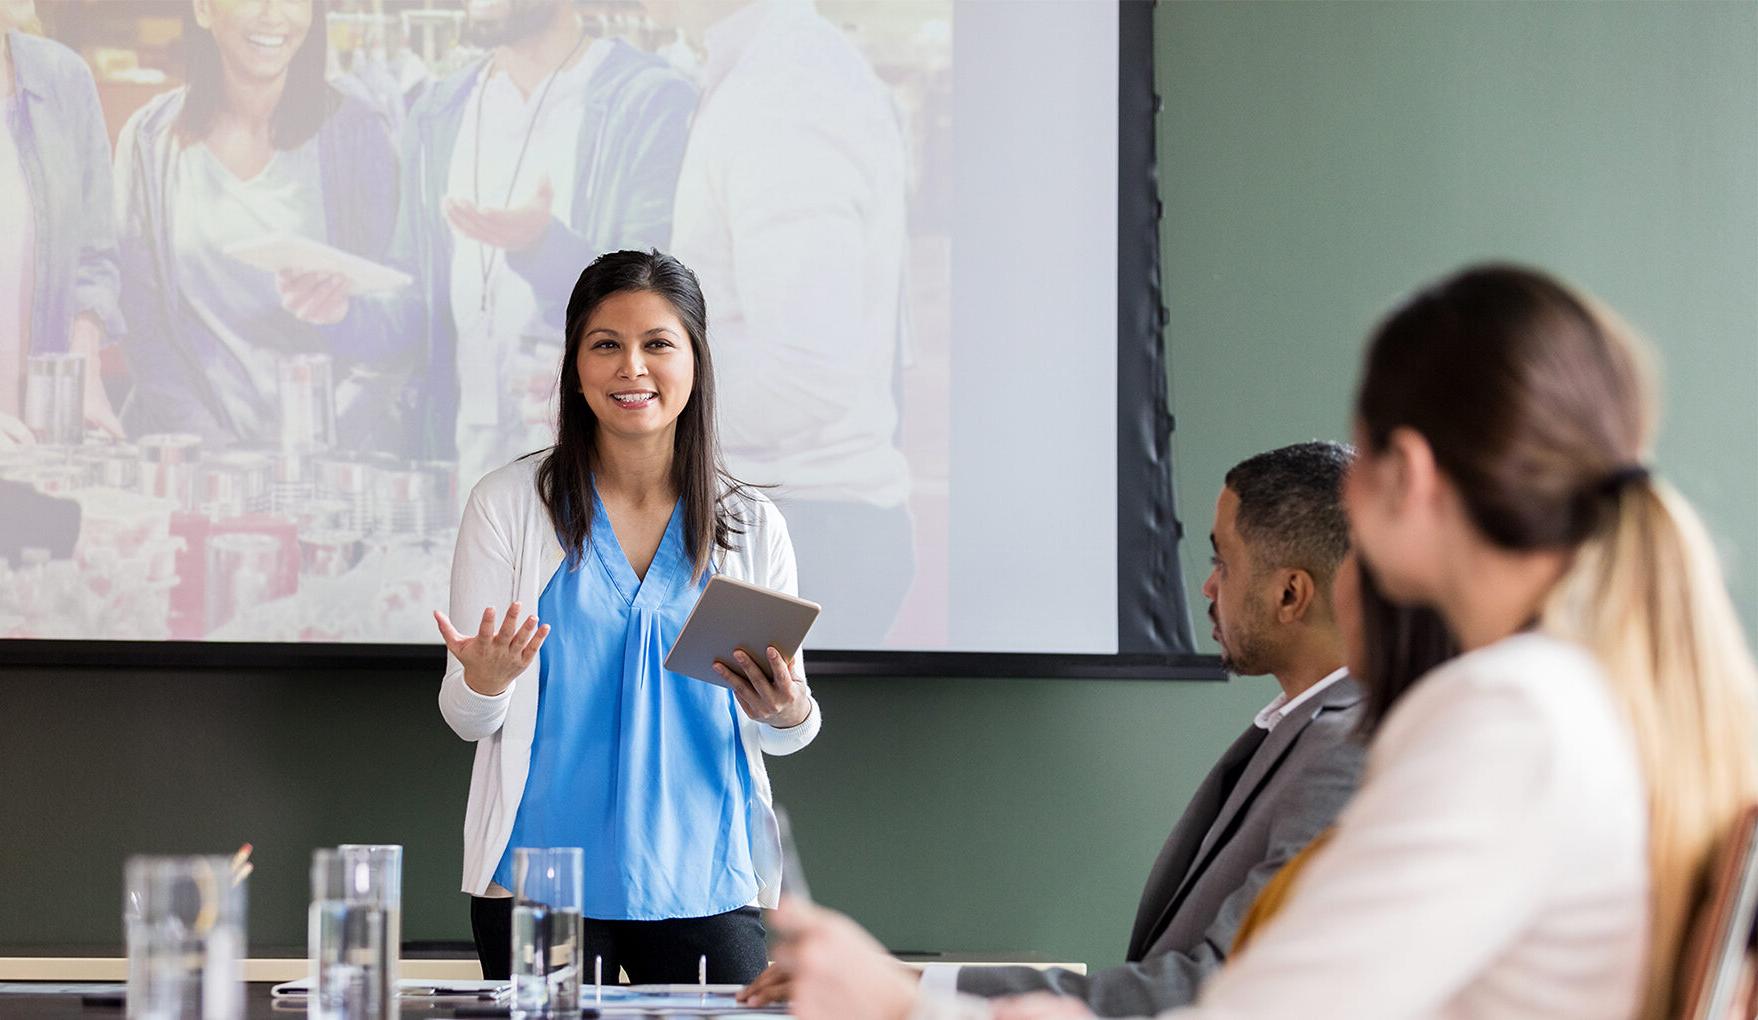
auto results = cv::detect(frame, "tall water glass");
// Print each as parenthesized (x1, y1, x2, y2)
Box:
(338, 844, 403, 990)
(510, 847, 584, 1016)
(309, 847, 400, 1019)
(124, 855, 246, 1020)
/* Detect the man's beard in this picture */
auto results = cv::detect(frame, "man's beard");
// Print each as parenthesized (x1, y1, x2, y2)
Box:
(1211, 603, 1269, 677)
(465, 0, 565, 48)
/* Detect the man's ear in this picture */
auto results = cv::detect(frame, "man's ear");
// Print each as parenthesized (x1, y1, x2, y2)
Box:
(1277, 568, 1318, 625)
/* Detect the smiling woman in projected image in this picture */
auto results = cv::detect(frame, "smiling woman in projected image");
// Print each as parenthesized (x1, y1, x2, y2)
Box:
(434, 250, 822, 985)
(113, 0, 408, 452)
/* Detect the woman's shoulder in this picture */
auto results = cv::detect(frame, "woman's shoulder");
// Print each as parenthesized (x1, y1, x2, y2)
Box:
(1438, 632, 1607, 704)
(466, 452, 549, 514)
(1376, 632, 1621, 765)
(118, 85, 186, 147)
(324, 87, 387, 134)
(720, 483, 786, 535)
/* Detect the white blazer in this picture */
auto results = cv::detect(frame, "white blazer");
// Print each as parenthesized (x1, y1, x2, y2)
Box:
(437, 453, 823, 901)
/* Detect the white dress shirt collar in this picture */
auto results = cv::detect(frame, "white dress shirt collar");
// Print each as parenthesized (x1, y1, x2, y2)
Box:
(1254, 666, 1349, 731)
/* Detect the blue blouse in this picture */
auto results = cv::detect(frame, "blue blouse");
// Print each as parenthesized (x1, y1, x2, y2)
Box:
(492, 491, 759, 920)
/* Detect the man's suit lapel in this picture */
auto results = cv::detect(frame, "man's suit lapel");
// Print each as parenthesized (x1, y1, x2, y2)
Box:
(1126, 722, 1267, 960)
(1137, 678, 1362, 957)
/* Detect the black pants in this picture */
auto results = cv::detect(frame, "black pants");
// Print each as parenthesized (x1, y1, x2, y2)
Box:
(470, 897, 767, 984)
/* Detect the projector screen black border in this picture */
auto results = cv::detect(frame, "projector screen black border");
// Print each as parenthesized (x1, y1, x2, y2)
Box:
(1111, 0, 1206, 673)
(0, 1, 1224, 682)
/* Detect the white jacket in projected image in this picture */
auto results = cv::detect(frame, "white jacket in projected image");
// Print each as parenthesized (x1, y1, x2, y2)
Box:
(436, 453, 823, 899)
(670, 0, 911, 509)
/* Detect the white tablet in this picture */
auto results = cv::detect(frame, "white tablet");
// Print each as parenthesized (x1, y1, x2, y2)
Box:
(224, 233, 413, 294)
(664, 575, 820, 688)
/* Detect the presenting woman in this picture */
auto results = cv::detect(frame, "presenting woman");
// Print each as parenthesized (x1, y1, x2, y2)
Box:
(435, 250, 821, 984)
(114, 0, 405, 451)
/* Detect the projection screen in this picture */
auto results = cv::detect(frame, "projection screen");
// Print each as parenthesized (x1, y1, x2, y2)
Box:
(0, 0, 1206, 677)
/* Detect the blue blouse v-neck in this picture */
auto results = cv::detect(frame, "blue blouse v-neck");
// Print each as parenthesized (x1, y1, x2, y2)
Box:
(491, 490, 759, 920)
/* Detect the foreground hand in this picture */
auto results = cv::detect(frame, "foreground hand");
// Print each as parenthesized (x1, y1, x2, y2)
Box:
(277, 269, 352, 325)
(991, 994, 1098, 1020)
(770, 898, 919, 1020)
(434, 602, 550, 696)
(443, 176, 554, 252)
(714, 645, 810, 727)
(738, 961, 794, 1007)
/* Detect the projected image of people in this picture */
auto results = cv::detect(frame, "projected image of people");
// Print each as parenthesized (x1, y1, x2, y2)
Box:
(0, 0, 959, 651)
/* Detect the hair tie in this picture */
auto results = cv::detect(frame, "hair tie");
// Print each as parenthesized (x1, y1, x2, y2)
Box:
(1600, 464, 1651, 495)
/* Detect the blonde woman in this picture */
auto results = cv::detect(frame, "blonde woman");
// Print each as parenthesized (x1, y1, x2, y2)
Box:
(775, 264, 1758, 1020)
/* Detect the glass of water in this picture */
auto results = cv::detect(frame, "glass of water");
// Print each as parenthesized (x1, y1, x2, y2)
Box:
(309, 847, 400, 1019)
(124, 855, 246, 1020)
(337, 844, 403, 991)
(511, 847, 584, 1016)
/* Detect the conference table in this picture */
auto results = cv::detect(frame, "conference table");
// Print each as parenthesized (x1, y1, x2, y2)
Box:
(1, 983, 456, 1019)
(0, 948, 1086, 1018)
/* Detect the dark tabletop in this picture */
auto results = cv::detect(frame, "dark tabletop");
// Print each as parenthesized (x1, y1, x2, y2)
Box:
(0, 984, 496, 1019)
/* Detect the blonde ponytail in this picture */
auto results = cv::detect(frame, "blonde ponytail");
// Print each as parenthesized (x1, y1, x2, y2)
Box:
(1545, 479, 1758, 1018)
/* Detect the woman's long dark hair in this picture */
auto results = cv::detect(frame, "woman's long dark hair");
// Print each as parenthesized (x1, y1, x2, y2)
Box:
(1353, 557, 1457, 736)
(176, 0, 336, 148)
(538, 250, 752, 579)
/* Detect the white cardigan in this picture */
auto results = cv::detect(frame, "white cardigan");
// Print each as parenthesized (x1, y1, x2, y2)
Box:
(437, 453, 822, 900)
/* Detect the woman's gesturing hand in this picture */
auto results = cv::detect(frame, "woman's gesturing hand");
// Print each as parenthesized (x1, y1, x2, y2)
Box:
(434, 602, 550, 696)
(715, 645, 812, 728)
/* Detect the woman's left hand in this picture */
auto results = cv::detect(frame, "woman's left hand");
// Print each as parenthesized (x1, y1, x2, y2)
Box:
(715, 645, 811, 728)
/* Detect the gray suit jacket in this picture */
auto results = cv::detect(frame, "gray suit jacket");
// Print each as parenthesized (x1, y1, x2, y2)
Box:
(956, 678, 1366, 1017)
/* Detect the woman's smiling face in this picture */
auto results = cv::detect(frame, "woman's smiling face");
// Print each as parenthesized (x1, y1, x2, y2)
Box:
(575, 289, 696, 443)
(193, 0, 313, 85)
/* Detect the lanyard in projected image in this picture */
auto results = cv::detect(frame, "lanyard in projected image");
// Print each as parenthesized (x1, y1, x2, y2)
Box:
(469, 28, 588, 313)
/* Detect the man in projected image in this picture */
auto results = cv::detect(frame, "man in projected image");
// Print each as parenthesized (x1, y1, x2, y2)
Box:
(648, 0, 913, 649)
(741, 442, 1368, 1016)
(381, 0, 695, 486)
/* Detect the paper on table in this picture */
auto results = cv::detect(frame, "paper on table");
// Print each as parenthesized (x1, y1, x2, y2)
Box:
(269, 977, 508, 999)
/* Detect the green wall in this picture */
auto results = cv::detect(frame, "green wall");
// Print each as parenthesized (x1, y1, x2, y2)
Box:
(1160, 0, 1758, 632)
(3, 0, 1754, 978)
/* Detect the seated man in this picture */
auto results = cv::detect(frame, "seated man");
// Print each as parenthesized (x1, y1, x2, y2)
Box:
(744, 441, 1365, 1016)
